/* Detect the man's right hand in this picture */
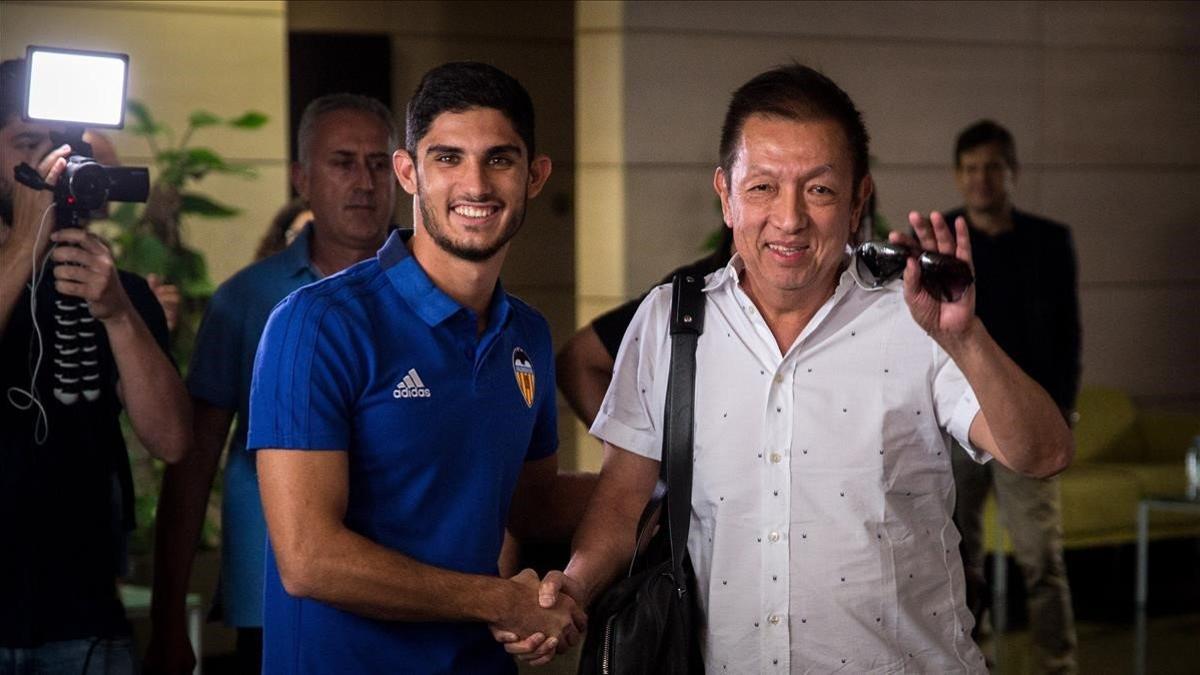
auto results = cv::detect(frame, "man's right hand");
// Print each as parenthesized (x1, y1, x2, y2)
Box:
(490, 568, 586, 666)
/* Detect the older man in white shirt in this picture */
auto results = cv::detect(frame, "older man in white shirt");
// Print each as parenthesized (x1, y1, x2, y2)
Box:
(532, 64, 1073, 673)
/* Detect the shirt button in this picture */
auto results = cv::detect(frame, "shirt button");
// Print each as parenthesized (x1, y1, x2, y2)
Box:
(773, 374, 782, 384)
(768, 614, 781, 625)
(768, 531, 781, 542)
(770, 452, 782, 464)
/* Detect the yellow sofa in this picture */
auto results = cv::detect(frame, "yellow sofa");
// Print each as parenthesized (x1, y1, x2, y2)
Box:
(982, 385, 1200, 554)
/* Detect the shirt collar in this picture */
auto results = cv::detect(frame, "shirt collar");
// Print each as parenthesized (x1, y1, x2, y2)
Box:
(709, 251, 858, 296)
(276, 220, 322, 279)
(713, 251, 860, 341)
(378, 230, 512, 329)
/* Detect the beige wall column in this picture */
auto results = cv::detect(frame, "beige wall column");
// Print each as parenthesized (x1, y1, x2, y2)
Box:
(572, 1, 627, 471)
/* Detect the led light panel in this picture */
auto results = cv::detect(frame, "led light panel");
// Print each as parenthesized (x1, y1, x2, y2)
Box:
(25, 46, 129, 128)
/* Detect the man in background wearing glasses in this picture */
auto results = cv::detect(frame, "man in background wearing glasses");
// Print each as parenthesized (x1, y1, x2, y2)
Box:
(946, 119, 1081, 673)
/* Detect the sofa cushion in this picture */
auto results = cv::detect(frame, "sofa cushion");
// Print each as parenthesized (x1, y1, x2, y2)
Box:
(1073, 386, 1144, 463)
(1136, 410, 1200, 464)
(1058, 464, 1143, 547)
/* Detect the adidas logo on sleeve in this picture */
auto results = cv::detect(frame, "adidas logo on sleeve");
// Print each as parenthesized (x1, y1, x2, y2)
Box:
(392, 368, 432, 399)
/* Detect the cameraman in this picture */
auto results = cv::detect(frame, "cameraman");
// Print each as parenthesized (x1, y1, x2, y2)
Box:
(0, 58, 190, 673)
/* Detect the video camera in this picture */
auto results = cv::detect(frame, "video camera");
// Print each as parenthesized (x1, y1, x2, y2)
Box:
(14, 46, 149, 228)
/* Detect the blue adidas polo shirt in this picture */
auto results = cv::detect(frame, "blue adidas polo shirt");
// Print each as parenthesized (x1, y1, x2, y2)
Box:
(247, 230, 557, 674)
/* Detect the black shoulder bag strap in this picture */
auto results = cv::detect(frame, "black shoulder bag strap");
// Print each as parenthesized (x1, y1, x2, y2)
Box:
(663, 271, 705, 593)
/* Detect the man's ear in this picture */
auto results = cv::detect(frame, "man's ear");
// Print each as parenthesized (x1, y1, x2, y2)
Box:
(393, 150, 419, 196)
(291, 162, 308, 203)
(713, 166, 733, 226)
(525, 154, 553, 199)
(850, 174, 875, 240)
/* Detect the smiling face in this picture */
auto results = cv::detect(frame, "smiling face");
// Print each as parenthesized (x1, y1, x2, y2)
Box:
(714, 114, 870, 310)
(394, 106, 550, 263)
(293, 108, 395, 251)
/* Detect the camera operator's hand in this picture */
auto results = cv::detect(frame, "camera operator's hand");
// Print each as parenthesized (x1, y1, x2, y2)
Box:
(1, 144, 71, 336)
(5, 144, 70, 254)
(49, 228, 135, 323)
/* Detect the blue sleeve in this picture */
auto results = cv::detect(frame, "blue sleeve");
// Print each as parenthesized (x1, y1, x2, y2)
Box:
(526, 317, 559, 462)
(246, 289, 360, 452)
(186, 284, 243, 409)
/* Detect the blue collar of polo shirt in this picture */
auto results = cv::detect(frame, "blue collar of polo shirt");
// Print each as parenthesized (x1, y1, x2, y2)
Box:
(378, 230, 513, 330)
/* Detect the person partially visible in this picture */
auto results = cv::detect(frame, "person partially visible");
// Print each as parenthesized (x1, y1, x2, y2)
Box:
(146, 273, 180, 333)
(250, 61, 588, 673)
(253, 197, 313, 262)
(144, 94, 399, 675)
(946, 119, 1081, 672)
(556, 228, 733, 427)
(535, 64, 1073, 672)
(0, 57, 191, 674)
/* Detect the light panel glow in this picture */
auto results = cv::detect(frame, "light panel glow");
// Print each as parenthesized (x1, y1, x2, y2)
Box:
(26, 48, 128, 128)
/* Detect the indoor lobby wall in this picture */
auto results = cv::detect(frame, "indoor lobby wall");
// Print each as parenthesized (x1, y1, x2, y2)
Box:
(574, 0, 1199, 467)
(1, 0, 291, 287)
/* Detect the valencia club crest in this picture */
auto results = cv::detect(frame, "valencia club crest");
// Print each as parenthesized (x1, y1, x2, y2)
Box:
(512, 348, 535, 408)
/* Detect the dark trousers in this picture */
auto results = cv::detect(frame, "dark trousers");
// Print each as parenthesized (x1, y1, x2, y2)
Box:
(235, 628, 262, 675)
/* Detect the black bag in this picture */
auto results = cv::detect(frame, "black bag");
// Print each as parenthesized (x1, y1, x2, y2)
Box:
(579, 273, 706, 675)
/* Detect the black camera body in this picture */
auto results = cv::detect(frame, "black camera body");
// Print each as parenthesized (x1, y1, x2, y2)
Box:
(57, 153, 149, 214)
(13, 131, 150, 229)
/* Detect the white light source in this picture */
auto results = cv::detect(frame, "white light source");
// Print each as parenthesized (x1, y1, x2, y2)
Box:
(25, 46, 129, 128)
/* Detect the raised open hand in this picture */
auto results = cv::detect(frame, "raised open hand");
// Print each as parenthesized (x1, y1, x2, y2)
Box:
(892, 211, 977, 343)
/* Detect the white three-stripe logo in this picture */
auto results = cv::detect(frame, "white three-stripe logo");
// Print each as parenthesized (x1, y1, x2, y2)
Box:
(393, 368, 432, 398)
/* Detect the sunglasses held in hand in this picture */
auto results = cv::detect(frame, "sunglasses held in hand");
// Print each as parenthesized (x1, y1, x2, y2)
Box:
(854, 241, 975, 302)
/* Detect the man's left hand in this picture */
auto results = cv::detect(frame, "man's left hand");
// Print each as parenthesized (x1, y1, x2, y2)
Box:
(49, 228, 134, 323)
(893, 211, 977, 343)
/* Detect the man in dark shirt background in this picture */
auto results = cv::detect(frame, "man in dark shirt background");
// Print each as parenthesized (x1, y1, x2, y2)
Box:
(946, 119, 1082, 674)
(0, 57, 191, 674)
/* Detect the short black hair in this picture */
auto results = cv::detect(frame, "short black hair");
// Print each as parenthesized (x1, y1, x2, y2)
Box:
(955, 119, 1018, 171)
(719, 63, 870, 190)
(1, 59, 27, 130)
(405, 61, 536, 159)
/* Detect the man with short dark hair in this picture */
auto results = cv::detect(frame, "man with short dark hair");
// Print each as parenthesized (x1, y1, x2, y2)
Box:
(250, 62, 587, 673)
(0, 57, 190, 674)
(145, 93, 399, 675)
(946, 119, 1081, 673)
(537, 64, 1074, 672)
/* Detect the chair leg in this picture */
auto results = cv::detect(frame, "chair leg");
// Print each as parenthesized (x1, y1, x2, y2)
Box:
(992, 525, 1007, 671)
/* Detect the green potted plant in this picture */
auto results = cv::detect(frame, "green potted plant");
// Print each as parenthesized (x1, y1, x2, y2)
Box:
(104, 100, 268, 559)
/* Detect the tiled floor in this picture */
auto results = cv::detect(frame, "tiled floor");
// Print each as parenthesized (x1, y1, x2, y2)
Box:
(191, 541, 1198, 673)
(512, 614, 1200, 675)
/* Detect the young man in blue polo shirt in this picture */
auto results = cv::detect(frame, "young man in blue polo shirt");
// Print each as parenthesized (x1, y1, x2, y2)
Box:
(146, 94, 398, 675)
(249, 62, 587, 673)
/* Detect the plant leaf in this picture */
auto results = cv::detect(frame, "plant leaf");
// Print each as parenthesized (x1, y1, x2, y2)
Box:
(125, 99, 160, 136)
(107, 202, 140, 229)
(170, 248, 215, 297)
(188, 110, 222, 129)
(117, 233, 169, 277)
(227, 111, 268, 129)
(179, 192, 240, 218)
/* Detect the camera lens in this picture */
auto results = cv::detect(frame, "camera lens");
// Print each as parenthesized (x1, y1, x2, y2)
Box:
(66, 160, 110, 211)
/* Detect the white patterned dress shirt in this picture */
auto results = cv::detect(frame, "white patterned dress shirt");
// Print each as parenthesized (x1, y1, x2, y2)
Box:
(592, 254, 989, 673)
